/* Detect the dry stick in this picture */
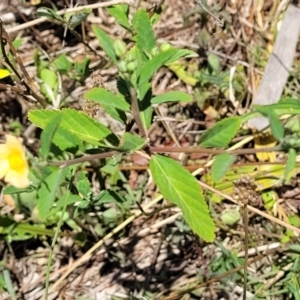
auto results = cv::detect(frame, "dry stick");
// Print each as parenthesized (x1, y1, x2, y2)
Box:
(194, 0, 224, 27)
(48, 151, 119, 167)
(50, 194, 164, 291)
(154, 106, 181, 147)
(0, 22, 22, 82)
(150, 146, 281, 155)
(48, 146, 282, 168)
(0, 21, 48, 108)
(6, 0, 134, 34)
(67, 26, 99, 57)
(0, 83, 25, 94)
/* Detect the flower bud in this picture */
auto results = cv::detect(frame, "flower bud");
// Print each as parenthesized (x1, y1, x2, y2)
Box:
(160, 42, 172, 52)
(118, 61, 127, 73)
(150, 46, 159, 56)
(126, 60, 137, 72)
(113, 39, 127, 57)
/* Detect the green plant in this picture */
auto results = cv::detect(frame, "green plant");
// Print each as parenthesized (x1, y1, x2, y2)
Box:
(2, 3, 300, 299)
(21, 5, 217, 242)
(2, 2, 300, 245)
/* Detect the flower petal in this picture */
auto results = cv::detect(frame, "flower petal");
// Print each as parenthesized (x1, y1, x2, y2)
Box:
(5, 135, 24, 152)
(5, 169, 30, 188)
(0, 143, 10, 159)
(0, 160, 9, 179)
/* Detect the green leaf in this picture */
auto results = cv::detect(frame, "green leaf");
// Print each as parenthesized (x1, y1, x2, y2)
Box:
(254, 105, 284, 140)
(165, 48, 198, 64)
(102, 104, 127, 124)
(283, 148, 296, 182)
(3, 185, 34, 195)
(53, 126, 82, 150)
(136, 9, 156, 53)
(84, 87, 130, 111)
(138, 48, 178, 86)
(92, 25, 117, 64)
(52, 54, 72, 73)
(102, 207, 118, 225)
(54, 193, 82, 211)
(65, 9, 91, 29)
(39, 68, 58, 100)
(138, 85, 152, 128)
(220, 207, 240, 225)
(101, 154, 123, 175)
(150, 154, 215, 242)
(211, 153, 236, 183)
(269, 113, 284, 140)
(94, 190, 126, 205)
(36, 7, 64, 22)
(76, 172, 91, 199)
(74, 57, 90, 77)
(12, 38, 23, 50)
(28, 108, 114, 146)
(166, 62, 198, 86)
(254, 98, 300, 116)
(107, 4, 131, 30)
(40, 68, 57, 88)
(118, 133, 146, 151)
(285, 116, 300, 133)
(37, 168, 67, 220)
(29, 110, 81, 150)
(207, 53, 220, 73)
(40, 114, 62, 159)
(151, 91, 192, 104)
(199, 116, 242, 148)
(3, 269, 17, 300)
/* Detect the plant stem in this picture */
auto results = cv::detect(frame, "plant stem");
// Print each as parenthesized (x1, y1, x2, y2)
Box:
(150, 146, 281, 155)
(48, 146, 282, 168)
(129, 86, 147, 138)
(48, 151, 119, 167)
(44, 169, 70, 299)
(242, 204, 249, 300)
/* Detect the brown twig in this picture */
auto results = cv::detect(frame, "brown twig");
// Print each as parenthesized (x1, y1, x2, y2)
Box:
(48, 145, 282, 168)
(0, 20, 48, 108)
(0, 83, 26, 94)
(6, 0, 134, 34)
(48, 151, 119, 168)
(150, 146, 281, 155)
(194, 0, 224, 27)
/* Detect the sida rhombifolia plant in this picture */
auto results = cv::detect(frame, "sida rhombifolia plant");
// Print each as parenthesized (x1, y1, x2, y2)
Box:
(5, 4, 300, 243)
(21, 4, 212, 242)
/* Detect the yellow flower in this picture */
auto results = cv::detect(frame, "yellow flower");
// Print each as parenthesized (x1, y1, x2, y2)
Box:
(0, 135, 30, 188)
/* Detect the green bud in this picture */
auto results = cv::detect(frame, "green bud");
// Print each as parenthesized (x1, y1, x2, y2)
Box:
(126, 61, 137, 72)
(126, 52, 135, 63)
(118, 61, 127, 73)
(113, 39, 127, 57)
(150, 46, 159, 56)
(160, 42, 172, 52)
